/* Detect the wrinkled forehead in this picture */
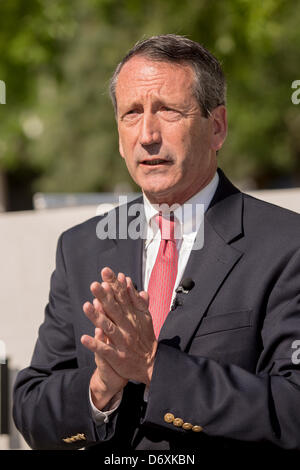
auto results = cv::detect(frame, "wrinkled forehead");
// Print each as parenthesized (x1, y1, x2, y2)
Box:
(115, 55, 197, 103)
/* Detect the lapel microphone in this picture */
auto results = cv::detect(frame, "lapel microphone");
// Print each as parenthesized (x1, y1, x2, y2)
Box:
(171, 278, 195, 310)
(175, 277, 195, 294)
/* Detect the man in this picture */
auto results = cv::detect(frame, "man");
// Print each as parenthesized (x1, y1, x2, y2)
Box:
(13, 34, 300, 453)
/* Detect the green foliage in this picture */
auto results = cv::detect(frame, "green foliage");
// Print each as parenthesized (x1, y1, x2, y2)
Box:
(1, 0, 300, 198)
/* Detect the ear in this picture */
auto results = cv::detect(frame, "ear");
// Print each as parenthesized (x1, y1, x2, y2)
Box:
(210, 105, 227, 151)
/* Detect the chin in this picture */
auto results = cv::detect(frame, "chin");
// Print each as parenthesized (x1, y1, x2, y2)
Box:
(140, 177, 176, 193)
(142, 182, 171, 194)
(143, 186, 176, 204)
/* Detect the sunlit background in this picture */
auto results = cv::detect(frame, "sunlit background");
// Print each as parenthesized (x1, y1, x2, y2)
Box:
(0, 0, 300, 212)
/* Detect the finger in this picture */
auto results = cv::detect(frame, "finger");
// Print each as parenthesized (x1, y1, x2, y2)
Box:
(126, 277, 149, 312)
(81, 333, 116, 356)
(95, 327, 109, 344)
(117, 272, 130, 300)
(139, 291, 150, 307)
(93, 329, 116, 374)
(94, 328, 112, 371)
(83, 301, 99, 326)
(102, 268, 133, 315)
(93, 297, 110, 318)
(101, 267, 117, 283)
(101, 267, 123, 302)
(91, 281, 113, 303)
(103, 269, 132, 313)
(115, 272, 134, 315)
(81, 334, 99, 353)
(91, 281, 124, 324)
(95, 327, 104, 340)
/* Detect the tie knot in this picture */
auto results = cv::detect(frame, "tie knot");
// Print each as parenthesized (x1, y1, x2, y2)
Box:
(156, 212, 176, 240)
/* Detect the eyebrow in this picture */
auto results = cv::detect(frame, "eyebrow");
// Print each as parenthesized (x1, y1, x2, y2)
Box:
(119, 96, 182, 112)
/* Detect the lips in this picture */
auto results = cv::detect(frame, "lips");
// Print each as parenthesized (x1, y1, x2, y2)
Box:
(140, 159, 170, 166)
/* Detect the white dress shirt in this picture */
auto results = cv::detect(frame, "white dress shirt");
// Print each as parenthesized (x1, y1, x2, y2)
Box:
(90, 171, 219, 424)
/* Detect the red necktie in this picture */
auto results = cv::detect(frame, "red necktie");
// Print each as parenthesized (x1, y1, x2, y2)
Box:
(147, 212, 178, 338)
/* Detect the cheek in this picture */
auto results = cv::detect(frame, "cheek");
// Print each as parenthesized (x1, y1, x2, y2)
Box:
(189, 125, 211, 158)
(164, 125, 190, 156)
(119, 130, 136, 158)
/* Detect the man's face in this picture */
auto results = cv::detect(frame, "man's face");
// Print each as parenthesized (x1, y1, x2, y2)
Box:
(116, 55, 226, 206)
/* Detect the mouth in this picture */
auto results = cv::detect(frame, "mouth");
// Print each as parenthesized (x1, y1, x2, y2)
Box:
(139, 159, 171, 166)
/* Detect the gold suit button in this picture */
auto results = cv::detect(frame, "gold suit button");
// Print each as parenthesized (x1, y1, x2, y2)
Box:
(62, 432, 86, 443)
(164, 413, 175, 423)
(173, 418, 184, 427)
(192, 425, 203, 432)
(182, 422, 193, 430)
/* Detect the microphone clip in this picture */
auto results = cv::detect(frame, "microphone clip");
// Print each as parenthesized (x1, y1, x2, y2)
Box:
(171, 278, 195, 311)
(175, 278, 195, 295)
(171, 297, 183, 311)
(175, 286, 190, 295)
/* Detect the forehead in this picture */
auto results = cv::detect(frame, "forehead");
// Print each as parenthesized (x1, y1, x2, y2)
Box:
(115, 56, 196, 104)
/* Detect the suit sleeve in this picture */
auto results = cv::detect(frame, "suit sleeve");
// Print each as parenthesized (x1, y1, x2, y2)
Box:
(143, 247, 300, 450)
(12, 233, 119, 450)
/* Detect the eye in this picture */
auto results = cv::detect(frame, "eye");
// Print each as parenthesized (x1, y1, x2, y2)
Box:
(159, 106, 182, 120)
(121, 109, 141, 122)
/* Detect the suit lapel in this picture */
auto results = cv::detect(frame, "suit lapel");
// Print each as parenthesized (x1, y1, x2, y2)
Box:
(158, 170, 245, 351)
(158, 217, 244, 351)
(96, 196, 145, 291)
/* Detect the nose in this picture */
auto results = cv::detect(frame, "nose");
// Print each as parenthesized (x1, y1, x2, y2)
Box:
(139, 111, 161, 146)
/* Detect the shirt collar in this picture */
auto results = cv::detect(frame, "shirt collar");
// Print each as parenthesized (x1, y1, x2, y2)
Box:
(143, 171, 219, 247)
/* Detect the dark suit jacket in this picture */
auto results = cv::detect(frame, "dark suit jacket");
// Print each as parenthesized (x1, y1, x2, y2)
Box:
(13, 169, 300, 453)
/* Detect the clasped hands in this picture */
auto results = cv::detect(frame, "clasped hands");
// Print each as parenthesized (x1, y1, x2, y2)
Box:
(81, 267, 157, 410)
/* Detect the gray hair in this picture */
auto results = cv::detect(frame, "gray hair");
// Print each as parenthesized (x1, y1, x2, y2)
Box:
(109, 34, 226, 118)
